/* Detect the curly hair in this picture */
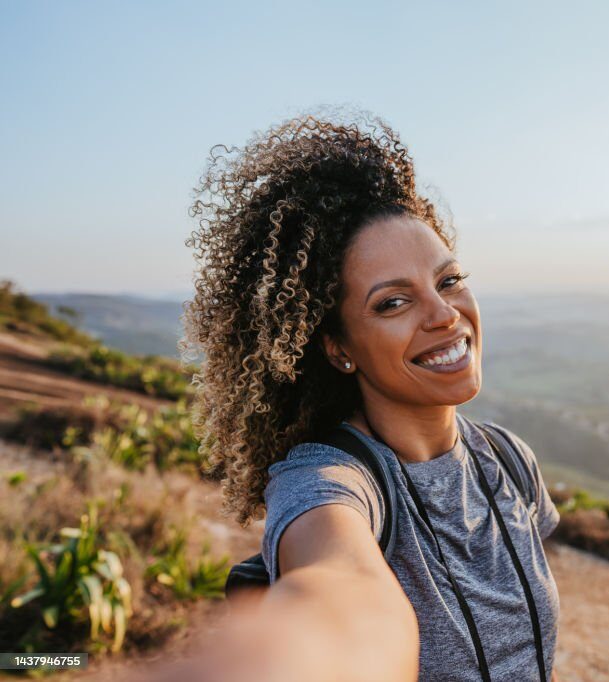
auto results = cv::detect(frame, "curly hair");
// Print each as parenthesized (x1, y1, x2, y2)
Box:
(181, 110, 455, 526)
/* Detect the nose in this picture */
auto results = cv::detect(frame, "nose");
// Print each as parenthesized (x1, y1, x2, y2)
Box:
(421, 292, 460, 332)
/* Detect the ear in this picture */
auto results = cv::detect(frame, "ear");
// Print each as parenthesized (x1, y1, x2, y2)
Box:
(319, 332, 353, 373)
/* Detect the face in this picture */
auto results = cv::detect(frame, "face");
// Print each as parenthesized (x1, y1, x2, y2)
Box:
(322, 215, 482, 408)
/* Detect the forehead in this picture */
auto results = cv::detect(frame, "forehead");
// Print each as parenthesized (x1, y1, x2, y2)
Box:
(342, 216, 452, 288)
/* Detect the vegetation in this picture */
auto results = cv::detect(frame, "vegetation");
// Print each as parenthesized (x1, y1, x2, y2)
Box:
(549, 486, 609, 560)
(0, 279, 196, 401)
(8, 504, 132, 653)
(0, 279, 93, 347)
(5, 395, 208, 476)
(91, 399, 205, 474)
(0, 447, 231, 658)
(0, 278, 227, 661)
(47, 344, 194, 401)
(552, 488, 609, 516)
(5, 403, 103, 451)
(145, 526, 230, 600)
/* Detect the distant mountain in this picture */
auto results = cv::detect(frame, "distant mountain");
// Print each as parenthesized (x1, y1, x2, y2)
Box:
(33, 292, 188, 359)
(462, 293, 609, 496)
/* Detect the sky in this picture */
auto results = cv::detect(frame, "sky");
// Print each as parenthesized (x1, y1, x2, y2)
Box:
(1, 0, 608, 298)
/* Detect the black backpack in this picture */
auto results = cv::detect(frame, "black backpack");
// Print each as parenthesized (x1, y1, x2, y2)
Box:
(224, 419, 534, 600)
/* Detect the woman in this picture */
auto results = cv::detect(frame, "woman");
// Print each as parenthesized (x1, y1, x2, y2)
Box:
(180, 111, 560, 681)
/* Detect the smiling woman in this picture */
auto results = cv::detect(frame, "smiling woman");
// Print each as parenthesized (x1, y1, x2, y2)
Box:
(325, 214, 483, 439)
(180, 111, 560, 682)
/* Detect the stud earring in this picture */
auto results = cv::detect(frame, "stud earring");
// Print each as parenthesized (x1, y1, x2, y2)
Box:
(344, 362, 351, 369)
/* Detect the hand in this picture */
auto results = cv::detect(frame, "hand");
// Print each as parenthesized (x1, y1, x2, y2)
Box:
(122, 580, 416, 682)
(131, 588, 354, 682)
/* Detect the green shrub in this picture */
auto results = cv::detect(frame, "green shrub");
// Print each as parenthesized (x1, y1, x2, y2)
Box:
(47, 344, 194, 400)
(145, 526, 229, 600)
(8, 503, 133, 653)
(555, 489, 609, 517)
(554, 488, 609, 516)
(89, 399, 203, 474)
(5, 404, 99, 450)
(0, 280, 93, 347)
(6, 471, 27, 486)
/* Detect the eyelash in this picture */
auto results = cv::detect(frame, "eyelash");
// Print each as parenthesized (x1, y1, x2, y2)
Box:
(375, 272, 471, 312)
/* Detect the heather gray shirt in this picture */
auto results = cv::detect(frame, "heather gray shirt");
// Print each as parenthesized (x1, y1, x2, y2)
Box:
(262, 412, 560, 681)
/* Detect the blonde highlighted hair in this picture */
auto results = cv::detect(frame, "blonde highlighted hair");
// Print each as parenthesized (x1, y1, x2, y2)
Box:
(181, 110, 454, 525)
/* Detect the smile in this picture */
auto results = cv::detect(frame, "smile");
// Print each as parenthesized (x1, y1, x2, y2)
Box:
(411, 336, 472, 373)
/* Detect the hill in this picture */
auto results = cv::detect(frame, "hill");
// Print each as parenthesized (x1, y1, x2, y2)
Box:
(32, 292, 186, 359)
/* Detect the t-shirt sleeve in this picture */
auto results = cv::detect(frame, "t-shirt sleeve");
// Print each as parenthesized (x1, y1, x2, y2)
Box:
(261, 442, 385, 584)
(500, 428, 561, 540)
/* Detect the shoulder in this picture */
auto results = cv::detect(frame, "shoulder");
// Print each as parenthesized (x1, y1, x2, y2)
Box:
(268, 441, 380, 484)
(265, 441, 385, 520)
(466, 418, 560, 540)
(262, 440, 386, 582)
(477, 421, 541, 480)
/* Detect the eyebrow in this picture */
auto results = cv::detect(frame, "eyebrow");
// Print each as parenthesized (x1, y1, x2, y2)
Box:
(364, 258, 458, 304)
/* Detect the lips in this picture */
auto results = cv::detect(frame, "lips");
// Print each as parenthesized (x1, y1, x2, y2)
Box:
(411, 332, 471, 364)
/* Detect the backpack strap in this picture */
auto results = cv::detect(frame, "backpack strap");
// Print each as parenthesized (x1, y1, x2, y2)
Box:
(473, 420, 536, 508)
(318, 423, 398, 561)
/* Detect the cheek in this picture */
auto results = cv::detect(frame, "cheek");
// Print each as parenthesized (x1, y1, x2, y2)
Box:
(350, 318, 418, 377)
(460, 291, 481, 329)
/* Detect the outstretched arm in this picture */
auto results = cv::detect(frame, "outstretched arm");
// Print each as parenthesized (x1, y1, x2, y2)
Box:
(141, 503, 419, 682)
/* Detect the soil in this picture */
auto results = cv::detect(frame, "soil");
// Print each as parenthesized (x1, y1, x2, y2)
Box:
(0, 332, 173, 423)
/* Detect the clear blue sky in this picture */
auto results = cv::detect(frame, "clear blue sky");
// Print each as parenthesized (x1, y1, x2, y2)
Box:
(1, 0, 608, 297)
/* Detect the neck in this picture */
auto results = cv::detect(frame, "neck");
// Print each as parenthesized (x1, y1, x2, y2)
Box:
(347, 401, 459, 465)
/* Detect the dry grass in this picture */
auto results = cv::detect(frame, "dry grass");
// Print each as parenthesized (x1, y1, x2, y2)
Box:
(0, 439, 238, 654)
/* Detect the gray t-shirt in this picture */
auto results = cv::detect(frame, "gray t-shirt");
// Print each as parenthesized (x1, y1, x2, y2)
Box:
(262, 412, 560, 681)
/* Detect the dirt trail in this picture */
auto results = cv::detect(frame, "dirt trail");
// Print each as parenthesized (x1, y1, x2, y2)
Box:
(545, 542, 609, 681)
(0, 332, 173, 419)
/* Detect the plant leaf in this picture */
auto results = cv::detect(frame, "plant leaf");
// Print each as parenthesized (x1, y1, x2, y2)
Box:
(89, 601, 100, 640)
(116, 577, 133, 617)
(25, 545, 51, 592)
(100, 596, 113, 634)
(111, 604, 126, 652)
(100, 550, 124, 580)
(10, 586, 45, 608)
(43, 605, 59, 628)
(60, 527, 82, 539)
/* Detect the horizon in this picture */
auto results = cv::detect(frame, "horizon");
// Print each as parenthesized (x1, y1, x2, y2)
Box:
(27, 285, 609, 303)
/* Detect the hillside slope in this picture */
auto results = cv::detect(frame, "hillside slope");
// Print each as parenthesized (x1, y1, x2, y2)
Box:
(0, 332, 172, 422)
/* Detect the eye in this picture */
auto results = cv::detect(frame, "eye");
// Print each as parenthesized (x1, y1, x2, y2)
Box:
(374, 272, 471, 312)
(440, 272, 470, 290)
(375, 296, 411, 312)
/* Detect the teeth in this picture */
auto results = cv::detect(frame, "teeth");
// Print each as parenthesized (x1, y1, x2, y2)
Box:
(417, 337, 468, 367)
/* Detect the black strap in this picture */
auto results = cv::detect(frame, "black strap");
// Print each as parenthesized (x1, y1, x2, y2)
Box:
(476, 421, 532, 506)
(400, 460, 492, 681)
(318, 425, 398, 561)
(463, 431, 547, 681)
(367, 422, 546, 681)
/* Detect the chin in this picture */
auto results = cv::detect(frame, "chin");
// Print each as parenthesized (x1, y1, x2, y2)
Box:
(439, 374, 482, 406)
(456, 385, 482, 406)
(457, 374, 482, 404)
